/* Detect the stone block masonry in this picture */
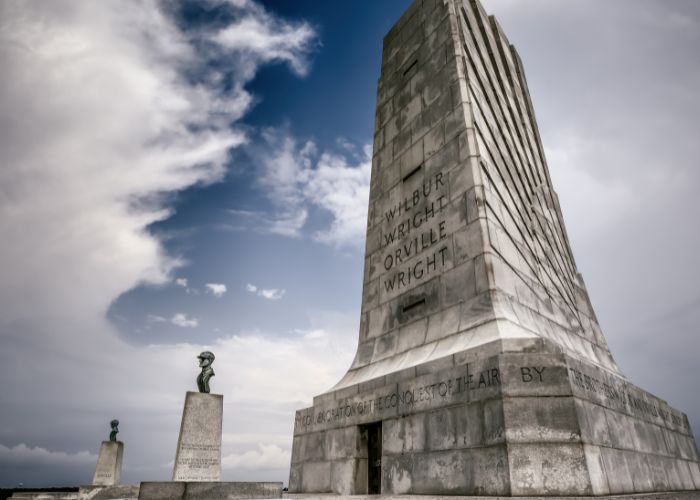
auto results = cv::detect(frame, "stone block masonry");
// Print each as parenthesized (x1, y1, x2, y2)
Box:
(288, 0, 700, 496)
(137, 482, 282, 500)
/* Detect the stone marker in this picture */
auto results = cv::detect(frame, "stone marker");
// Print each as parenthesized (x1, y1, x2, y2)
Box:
(288, 0, 700, 496)
(141, 353, 282, 499)
(172, 392, 223, 482)
(76, 421, 136, 500)
(171, 351, 223, 481)
(92, 441, 123, 486)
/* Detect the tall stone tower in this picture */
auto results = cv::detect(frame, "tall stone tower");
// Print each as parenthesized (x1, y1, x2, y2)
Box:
(289, 0, 700, 495)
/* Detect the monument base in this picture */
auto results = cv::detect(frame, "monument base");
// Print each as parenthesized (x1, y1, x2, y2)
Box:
(173, 392, 223, 481)
(283, 493, 700, 500)
(138, 482, 282, 500)
(290, 337, 700, 496)
(92, 441, 124, 486)
(78, 485, 139, 500)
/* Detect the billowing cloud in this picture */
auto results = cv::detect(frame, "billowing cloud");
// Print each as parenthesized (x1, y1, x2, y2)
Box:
(205, 283, 227, 297)
(0, 0, 319, 486)
(171, 313, 198, 328)
(230, 131, 371, 249)
(210, 1, 317, 78)
(175, 278, 189, 288)
(0, 0, 317, 327)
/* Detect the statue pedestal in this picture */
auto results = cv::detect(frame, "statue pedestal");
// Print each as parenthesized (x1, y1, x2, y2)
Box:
(92, 441, 123, 486)
(172, 392, 223, 481)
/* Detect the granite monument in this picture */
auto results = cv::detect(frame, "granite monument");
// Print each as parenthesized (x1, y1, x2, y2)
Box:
(288, 0, 700, 496)
(139, 352, 283, 500)
(172, 353, 223, 481)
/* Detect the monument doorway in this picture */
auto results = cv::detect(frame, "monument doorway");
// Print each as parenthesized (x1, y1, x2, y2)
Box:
(363, 422, 382, 494)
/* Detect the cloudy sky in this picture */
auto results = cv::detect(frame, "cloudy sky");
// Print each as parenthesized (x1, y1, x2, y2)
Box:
(1, 0, 699, 488)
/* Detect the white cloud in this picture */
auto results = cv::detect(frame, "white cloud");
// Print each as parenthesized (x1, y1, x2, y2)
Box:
(306, 149, 372, 248)
(171, 313, 198, 328)
(234, 131, 370, 249)
(258, 288, 285, 300)
(0, 0, 315, 482)
(0, 0, 315, 328)
(0, 443, 95, 467)
(211, 4, 317, 78)
(222, 432, 289, 446)
(175, 278, 188, 288)
(301, 329, 326, 340)
(246, 283, 285, 300)
(221, 444, 290, 470)
(205, 283, 227, 297)
(147, 314, 167, 323)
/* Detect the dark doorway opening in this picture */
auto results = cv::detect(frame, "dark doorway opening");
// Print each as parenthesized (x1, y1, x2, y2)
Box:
(363, 422, 382, 494)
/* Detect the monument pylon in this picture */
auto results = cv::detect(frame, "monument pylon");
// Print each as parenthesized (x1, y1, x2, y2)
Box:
(289, 0, 700, 495)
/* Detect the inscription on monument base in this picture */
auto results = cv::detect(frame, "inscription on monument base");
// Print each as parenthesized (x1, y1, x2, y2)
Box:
(294, 355, 690, 437)
(92, 441, 123, 486)
(172, 392, 223, 481)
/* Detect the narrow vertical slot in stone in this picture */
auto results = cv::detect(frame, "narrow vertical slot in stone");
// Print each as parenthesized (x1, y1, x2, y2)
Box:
(402, 297, 426, 313)
(402, 59, 418, 76)
(402, 164, 422, 183)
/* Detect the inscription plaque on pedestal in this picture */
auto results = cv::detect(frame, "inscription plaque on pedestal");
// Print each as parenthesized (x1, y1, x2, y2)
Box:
(172, 392, 223, 482)
(92, 441, 123, 487)
(288, 0, 700, 496)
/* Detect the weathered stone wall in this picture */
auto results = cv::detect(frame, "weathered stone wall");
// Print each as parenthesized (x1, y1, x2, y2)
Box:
(290, 339, 700, 495)
(335, 0, 620, 397)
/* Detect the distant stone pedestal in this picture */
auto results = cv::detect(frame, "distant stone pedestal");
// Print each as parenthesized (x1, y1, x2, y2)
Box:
(172, 392, 223, 481)
(92, 441, 123, 486)
(138, 482, 282, 500)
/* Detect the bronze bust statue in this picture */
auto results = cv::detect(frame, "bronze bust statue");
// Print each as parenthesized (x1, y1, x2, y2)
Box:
(109, 419, 119, 442)
(197, 351, 215, 393)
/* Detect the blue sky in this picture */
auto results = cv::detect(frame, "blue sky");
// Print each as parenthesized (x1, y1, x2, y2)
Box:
(107, 0, 414, 347)
(1, 0, 700, 488)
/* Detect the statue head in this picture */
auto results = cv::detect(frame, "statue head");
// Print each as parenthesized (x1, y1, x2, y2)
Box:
(109, 419, 119, 442)
(197, 351, 215, 368)
(196, 351, 216, 393)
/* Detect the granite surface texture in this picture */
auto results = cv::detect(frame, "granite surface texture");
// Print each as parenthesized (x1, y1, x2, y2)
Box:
(138, 481, 282, 500)
(92, 442, 123, 487)
(288, 0, 700, 496)
(77, 485, 139, 500)
(172, 392, 223, 481)
(284, 493, 700, 500)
